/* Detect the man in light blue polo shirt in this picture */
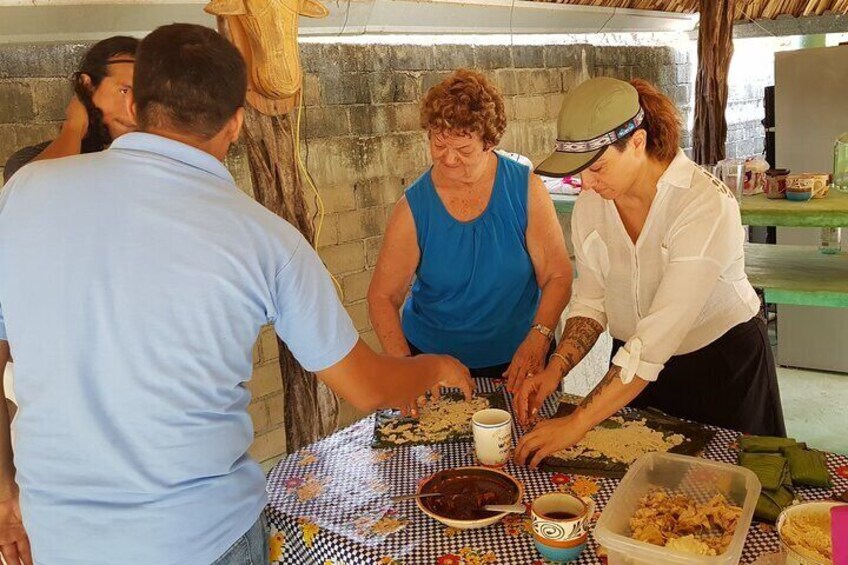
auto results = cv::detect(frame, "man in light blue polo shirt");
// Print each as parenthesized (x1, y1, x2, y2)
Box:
(0, 24, 472, 565)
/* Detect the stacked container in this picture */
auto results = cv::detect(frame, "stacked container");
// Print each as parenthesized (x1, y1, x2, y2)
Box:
(595, 453, 761, 565)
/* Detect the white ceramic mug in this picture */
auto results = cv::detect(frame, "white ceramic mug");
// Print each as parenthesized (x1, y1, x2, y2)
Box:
(471, 409, 512, 467)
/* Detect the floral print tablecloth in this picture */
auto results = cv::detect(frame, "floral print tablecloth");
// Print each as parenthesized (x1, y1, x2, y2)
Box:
(264, 380, 848, 565)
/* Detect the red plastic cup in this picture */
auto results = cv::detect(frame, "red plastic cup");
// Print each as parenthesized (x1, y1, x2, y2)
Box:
(833, 505, 848, 565)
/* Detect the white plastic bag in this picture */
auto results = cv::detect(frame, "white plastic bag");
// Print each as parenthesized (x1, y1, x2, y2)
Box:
(744, 156, 770, 196)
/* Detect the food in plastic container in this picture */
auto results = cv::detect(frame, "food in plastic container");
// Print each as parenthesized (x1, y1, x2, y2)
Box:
(594, 452, 760, 565)
(778, 501, 847, 565)
(629, 489, 742, 555)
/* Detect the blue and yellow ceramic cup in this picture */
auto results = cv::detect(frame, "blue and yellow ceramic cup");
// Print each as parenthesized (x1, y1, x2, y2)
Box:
(531, 492, 595, 563)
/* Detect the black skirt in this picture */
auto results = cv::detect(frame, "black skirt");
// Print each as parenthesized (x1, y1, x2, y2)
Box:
(612, 316, 786, 437)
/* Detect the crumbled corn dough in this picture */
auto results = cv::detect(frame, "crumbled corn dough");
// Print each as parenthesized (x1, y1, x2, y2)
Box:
(630, 489, 742, 555)
(379, 396, 490, 445)
(781, 506, 832, 563)
(665, 535, 714, 555)
(552, 418, 685, 464)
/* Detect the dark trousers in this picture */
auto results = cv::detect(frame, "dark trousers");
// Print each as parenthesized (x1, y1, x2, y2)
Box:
(408, 340, 556, 380)
(612, 316, 786, 437)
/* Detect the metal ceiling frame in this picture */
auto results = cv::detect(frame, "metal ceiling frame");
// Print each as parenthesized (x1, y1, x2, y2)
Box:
(0, 0, 697, 43)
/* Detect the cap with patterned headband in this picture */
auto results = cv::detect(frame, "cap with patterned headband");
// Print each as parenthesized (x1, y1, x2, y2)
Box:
(535, 77, 642, 178)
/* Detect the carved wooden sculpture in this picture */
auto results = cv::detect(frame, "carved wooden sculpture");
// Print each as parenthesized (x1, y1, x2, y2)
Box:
(206, 0, 328, 115)
(210, 2, 340, 452)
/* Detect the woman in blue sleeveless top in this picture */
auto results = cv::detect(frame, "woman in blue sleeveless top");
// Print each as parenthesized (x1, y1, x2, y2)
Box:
(368, 69, 573, 413)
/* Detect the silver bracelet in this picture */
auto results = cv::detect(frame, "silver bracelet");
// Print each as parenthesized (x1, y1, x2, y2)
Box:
(549, 352, 570, 375)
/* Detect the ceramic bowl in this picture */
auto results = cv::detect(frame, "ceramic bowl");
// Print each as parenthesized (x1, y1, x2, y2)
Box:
(786, 173, 829, 201)
(786, 189, 813, 202)
(778, 501, 847, 565)
(415, 466, 524, 530)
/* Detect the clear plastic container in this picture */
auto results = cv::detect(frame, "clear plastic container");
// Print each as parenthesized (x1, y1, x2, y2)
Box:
(820, 227, 842, 255)
(834, 133, 848, 193)
(594, 452, 761, 565)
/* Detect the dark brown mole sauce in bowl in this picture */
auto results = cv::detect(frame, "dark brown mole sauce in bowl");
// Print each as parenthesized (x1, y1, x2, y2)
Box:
(420, 468, 520, 521)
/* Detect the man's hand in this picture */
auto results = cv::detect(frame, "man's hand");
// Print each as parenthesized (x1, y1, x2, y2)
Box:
(514, 414, 589, 469)
(504, 331, 549, 394)
(0, 492, 32, 565)
(435, 355, 474, 401)
(512, 367, 561, 427)
(398, 355, 471, 418)
(399, 383, 440, 418)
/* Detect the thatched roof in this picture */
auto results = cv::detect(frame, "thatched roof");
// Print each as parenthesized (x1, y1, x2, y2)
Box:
(535, 0, 848, 20)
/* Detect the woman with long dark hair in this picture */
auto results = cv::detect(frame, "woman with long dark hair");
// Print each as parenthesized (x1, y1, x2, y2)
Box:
(3, 36, 139, 183)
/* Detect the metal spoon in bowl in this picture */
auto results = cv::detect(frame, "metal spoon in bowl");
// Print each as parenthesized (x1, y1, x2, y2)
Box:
(483, 504, 527, 514)
(390, 492, 443, 503)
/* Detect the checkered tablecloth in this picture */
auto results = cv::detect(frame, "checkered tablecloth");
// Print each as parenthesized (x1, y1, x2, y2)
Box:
(265, 380, 848, 565)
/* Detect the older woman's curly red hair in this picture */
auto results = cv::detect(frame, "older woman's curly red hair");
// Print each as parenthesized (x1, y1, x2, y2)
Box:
(420, 69, 506, 148)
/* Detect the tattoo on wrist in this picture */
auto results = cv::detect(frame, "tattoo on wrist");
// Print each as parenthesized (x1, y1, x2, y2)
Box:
(578, 366, 621, 412)
(552, 351, 579, 377)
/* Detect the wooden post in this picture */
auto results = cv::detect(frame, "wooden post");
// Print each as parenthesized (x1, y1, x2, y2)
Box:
(217, 17, 340, 453)
(692, 0, 736, 165)
(241, 109, 341, 453)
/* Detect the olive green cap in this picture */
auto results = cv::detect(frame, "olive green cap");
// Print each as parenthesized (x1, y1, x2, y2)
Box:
(535, 77, 643, 178)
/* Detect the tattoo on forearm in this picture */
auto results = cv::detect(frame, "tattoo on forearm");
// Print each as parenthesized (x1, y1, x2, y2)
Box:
(564, 317, 603, 353)
(578, 366, 621, 412)
(551, 317, 603, 377)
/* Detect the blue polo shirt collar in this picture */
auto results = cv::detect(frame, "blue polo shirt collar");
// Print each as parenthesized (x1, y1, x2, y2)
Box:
(109, 132, 234, 183)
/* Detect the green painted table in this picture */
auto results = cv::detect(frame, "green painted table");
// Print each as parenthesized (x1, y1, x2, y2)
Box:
(744, 243, 848, 308)
(740, 190, 848, 227)
(558, 190, 848, 224)
(552, 192, 848, 308)
(552, 193, 577, 214)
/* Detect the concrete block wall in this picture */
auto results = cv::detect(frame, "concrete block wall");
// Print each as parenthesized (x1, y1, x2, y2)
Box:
(723, 37, 779, 161)
(248, 326, 286, 469)
(0, 37, 769, 453)
(295, 42, 614, 349)
(0, 43, 87, 179)
(592, 44, 695, 152)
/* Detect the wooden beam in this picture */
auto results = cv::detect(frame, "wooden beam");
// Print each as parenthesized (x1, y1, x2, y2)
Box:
(543, 0, 848, 20)
(216, 16, 340, 453)
(692, 0, 736, 165)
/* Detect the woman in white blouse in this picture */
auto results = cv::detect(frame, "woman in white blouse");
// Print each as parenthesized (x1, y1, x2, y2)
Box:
(514, 77, 785, 468)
